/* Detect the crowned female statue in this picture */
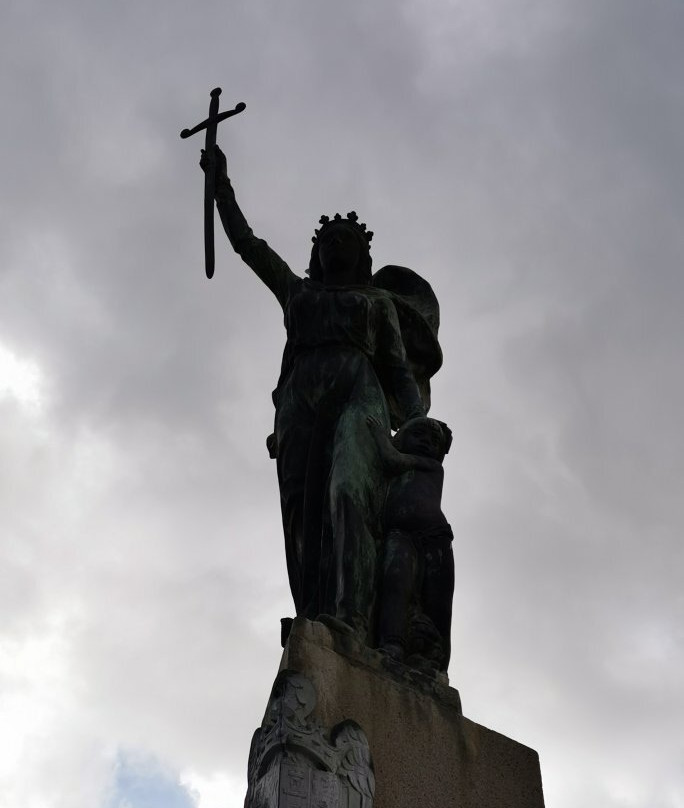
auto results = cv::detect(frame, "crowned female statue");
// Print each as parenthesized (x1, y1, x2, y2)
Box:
(201, 146, 443, 645)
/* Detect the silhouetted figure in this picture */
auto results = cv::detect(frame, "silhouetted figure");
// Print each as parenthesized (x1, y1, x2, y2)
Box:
(200, 146, 443, 644)
(367, 416, 454, 672)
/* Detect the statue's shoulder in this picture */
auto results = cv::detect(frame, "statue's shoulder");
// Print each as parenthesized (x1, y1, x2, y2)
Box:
(372, 265, 440, 331)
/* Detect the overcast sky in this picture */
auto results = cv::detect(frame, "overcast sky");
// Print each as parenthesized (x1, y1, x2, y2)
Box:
(1, 1, 683, 806)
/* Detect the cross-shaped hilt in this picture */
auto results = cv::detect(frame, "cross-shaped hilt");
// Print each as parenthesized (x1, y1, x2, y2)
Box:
(180, 88, 246, 279)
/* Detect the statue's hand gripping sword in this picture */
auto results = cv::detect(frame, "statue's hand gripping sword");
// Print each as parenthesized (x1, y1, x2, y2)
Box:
(180, 88, 246, 279)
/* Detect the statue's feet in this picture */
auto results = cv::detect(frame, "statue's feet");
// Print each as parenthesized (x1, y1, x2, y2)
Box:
(315, 613, 358, 637)
(378, 642, 405, 662)
(405, 653, 448, 682)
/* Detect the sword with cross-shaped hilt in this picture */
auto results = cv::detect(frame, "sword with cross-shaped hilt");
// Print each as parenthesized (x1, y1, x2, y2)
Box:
(180, 88, 246, 279)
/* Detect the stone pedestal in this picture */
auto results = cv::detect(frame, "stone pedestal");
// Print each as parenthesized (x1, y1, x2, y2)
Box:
(274, 618, 545, 808)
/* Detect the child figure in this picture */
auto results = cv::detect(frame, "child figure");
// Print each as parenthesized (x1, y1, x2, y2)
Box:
(367, 415, 454, 672)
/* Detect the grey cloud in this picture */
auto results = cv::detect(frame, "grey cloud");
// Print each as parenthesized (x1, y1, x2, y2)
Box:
(1, 0, 683, 806)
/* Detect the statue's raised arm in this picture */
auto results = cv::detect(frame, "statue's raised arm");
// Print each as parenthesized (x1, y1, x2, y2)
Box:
(200, 144, 298, 310)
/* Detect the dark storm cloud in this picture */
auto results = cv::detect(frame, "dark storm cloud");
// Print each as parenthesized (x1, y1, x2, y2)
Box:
(1, 0, 683, 806)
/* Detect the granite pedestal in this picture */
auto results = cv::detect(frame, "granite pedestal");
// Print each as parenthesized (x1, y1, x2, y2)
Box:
(268, 617, 545, 808)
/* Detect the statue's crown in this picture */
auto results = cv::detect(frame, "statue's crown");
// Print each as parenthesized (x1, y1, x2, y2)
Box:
(312, 211, 374, 245)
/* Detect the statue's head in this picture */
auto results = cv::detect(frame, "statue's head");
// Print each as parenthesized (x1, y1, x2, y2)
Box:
(307, 212, 373, 286)
(393, 417, 452, 461)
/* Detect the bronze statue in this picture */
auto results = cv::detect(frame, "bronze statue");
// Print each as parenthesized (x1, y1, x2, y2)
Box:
(197, 140, 445, 650)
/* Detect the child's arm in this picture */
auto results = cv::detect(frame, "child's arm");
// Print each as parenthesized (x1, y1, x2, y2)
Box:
(366, 416, 402, 473)
(366, 417, 441, 475)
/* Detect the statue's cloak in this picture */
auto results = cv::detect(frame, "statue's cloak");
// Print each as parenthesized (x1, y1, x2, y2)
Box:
(371, 264, 443, 428)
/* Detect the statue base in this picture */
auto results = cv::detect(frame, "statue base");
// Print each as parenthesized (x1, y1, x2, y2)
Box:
(258, 617, 544, 808)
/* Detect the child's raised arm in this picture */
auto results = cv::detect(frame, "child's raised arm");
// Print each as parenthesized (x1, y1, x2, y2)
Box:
(366, 416, 440, 475)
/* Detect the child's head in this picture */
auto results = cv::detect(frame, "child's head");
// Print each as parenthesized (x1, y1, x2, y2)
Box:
(392, 417, 452, 460)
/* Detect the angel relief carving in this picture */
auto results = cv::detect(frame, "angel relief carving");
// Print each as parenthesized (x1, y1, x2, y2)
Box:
(246, 670, 375, 808)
